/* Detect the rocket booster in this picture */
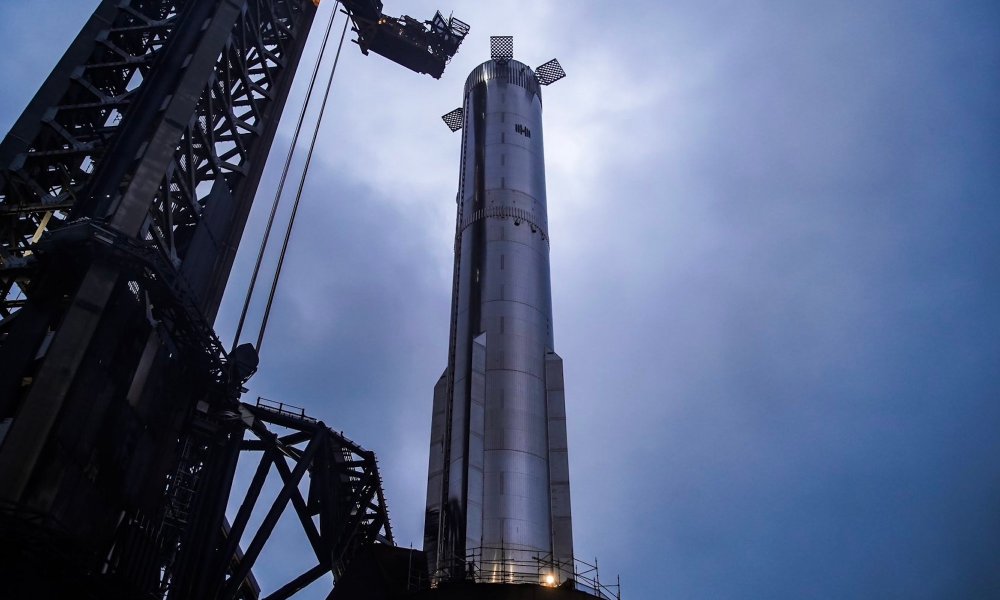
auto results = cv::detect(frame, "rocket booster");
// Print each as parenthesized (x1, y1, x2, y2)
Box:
(425, 45, 572, 585)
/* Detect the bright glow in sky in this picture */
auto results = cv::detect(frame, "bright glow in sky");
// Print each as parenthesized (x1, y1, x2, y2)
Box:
(2, 1, 999, 598)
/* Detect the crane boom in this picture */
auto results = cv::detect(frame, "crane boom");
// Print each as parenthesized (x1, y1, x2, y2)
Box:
(339, 1, 470, 78)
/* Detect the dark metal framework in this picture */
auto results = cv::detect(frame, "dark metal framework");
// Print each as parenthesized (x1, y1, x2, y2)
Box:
(490, 36, 514, 62)
(0, 0, 317, 318)
(534, 59, 567, 86)
(0, 0, 469, 596)
(341, 1, 470, 79)
(210, 398, 394, 599)
(0, 0, 318, 597)
(441, 108, 465, 132)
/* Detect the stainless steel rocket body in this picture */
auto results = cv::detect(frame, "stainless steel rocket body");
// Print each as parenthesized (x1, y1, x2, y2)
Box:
(425, 59, 574, 584)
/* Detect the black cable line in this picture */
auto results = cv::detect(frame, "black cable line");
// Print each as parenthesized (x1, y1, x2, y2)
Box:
(255, 12, 350, 353)
(231, 2, 340, 352)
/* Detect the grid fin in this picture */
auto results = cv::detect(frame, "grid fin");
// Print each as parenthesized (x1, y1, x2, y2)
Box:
(490, 36, 514, 62)
(535, 58, 566, 86)
(441, 107, 464, 132)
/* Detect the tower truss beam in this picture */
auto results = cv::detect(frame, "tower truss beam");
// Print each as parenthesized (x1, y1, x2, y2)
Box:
(205, 399, 394, 599)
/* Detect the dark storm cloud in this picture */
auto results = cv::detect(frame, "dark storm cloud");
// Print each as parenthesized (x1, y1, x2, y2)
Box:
(551, 2, 1000, 598)
(2, 1, 999, 598)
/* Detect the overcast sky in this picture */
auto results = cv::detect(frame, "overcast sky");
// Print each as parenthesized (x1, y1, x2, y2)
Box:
(2, 1, 999, 598)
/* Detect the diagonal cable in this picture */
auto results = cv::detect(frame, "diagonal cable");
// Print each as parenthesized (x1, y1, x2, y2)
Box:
(255, 12, 350, 353)
(231, 2, 339, 351)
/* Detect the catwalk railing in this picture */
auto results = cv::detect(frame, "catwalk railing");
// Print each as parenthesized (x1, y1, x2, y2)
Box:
(425, 545, 621, 599)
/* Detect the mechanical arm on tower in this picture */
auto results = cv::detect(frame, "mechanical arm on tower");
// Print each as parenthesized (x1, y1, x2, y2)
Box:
(338, 0, 470, 78)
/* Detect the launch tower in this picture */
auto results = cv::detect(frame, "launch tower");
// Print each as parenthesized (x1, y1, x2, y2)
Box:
(425, 37, 572, 586)
(0, 1, 467, 597)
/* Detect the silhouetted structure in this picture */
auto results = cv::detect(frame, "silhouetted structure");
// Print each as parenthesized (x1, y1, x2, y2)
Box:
(0, 3, 319, 595)
(0, 0, 465, 597)
(341, 0, 469, 79)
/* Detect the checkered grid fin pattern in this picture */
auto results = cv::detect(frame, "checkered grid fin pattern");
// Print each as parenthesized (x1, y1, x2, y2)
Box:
(441, 107, 464, 132)
(490, 36, 514, 61)
(535, 58, 566, 85)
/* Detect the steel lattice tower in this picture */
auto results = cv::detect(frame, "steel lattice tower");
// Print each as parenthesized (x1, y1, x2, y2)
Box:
(0, 0, 318, 595)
